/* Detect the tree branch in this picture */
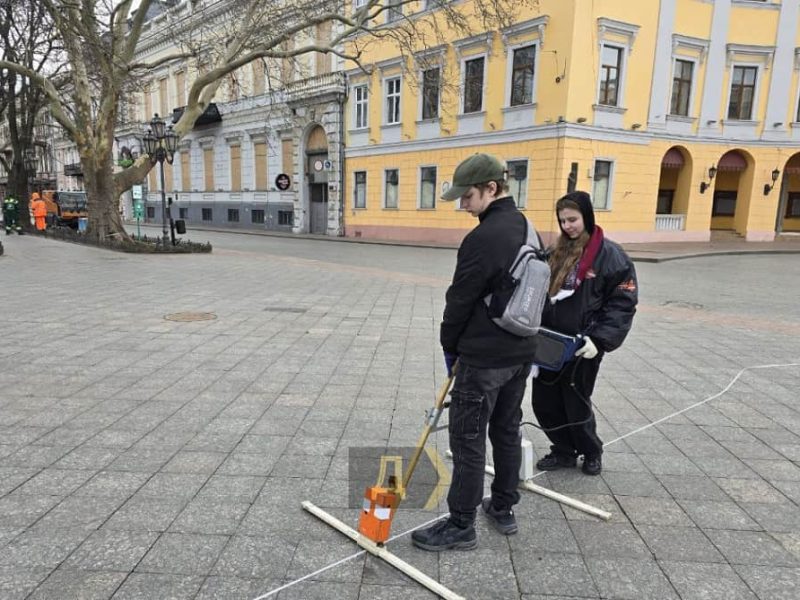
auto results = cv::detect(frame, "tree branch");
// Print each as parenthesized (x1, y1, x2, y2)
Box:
(0, 59, 78, 139)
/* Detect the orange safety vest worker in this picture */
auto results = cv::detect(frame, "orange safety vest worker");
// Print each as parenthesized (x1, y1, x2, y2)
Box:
(30, 193, 47, 231)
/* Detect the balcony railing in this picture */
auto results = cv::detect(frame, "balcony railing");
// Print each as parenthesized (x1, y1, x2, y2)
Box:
(654, 214, 686, 231)
(171, 103, 222, 126)
(64, 162, 83, 177)
(284, 72, 346, 105)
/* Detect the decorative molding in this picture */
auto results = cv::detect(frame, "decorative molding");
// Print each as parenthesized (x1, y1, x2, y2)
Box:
(501, 15, 549, 48)
(414, 44, 447, 68)
(453, 31, 495, 61)
(375, 56, 404, 73)
(672, 34, 710, 62)
(224, 133, 243, 145)
(732, 0, 780, 10)
(665, 114, 695, 124)
(593, 104, 627, 115)
(344, 65, 373, 78)
(197, 136, 215, 148)
(597, 17, 640, 53)
(726, 43, 775, 68)
(247, 133, 267, 143)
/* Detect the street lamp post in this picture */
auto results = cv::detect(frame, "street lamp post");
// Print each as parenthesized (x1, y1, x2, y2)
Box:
(23, 148, 38, 189)
(23, 150, 38, 228)
(142, 114, 179, 247)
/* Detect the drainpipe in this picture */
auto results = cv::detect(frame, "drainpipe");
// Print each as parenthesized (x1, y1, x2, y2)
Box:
(774, 170, 787, 235)
(339, 74, 346, 237)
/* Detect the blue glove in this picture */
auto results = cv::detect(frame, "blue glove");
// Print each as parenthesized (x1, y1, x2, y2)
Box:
(443, 351, 458, 377)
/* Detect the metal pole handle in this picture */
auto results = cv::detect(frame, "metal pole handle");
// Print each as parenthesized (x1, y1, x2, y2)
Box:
(401, 366, 456, 491)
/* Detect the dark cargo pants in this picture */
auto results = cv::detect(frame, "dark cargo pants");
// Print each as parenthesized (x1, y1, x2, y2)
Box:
(447, 362, 531, 527)
(531, 356, 603, 459)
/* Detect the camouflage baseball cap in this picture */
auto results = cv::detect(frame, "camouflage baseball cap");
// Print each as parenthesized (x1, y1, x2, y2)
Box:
(441, 153, 506, 201)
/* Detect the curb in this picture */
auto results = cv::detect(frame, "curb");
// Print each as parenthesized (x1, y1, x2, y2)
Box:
(131, 222, 800, 263)
(628, 248, 800, 263)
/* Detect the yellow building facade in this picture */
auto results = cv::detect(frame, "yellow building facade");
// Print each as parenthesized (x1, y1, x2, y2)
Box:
(343, 0, 800, 244)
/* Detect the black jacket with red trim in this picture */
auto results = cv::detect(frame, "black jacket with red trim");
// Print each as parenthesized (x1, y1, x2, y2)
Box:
(440, 197, 539, 368)
(542, 238, 637, 353)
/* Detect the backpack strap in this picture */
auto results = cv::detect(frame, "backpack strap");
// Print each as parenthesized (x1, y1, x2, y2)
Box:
(522, 215, 541, 250)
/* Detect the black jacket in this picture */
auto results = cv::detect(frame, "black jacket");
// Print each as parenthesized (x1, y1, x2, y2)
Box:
(440, 197, 539, 367)
(542, 238, 637, 353)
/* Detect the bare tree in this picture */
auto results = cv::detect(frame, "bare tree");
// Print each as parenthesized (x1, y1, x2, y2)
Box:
(0, 0, 62, 221)
(0, 0, 535, 242)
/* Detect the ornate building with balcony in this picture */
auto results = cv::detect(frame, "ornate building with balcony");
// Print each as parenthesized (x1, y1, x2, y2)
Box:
(122, 0, 347, 235)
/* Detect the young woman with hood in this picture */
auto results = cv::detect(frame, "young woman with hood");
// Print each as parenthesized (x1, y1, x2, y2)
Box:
(532, 191, 638, 475)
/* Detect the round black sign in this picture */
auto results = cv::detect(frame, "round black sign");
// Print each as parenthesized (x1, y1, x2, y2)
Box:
(275, 173, 291, 191)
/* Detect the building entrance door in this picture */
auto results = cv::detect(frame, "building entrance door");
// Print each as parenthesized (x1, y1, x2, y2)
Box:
(310, 183, 328, 234)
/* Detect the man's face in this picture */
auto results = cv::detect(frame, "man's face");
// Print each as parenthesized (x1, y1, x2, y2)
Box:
(459, 183, 496, 217)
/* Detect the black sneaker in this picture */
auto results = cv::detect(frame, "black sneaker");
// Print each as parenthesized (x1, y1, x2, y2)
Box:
(582, 455, 602, 476)
(481, 497, 518, 535)
(411, 518, 477, 552)
(536, 453, 577, 471)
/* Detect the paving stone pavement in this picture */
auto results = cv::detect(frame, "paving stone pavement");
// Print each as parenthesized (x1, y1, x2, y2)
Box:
(1, 231, 799, 600)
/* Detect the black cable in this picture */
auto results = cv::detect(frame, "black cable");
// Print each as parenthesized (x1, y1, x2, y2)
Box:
(521, 356, 596, 433)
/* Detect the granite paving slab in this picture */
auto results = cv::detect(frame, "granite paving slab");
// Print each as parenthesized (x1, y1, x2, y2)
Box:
(3, 232, 800, 599)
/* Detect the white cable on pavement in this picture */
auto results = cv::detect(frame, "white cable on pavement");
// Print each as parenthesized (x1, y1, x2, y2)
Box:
(605, 362, 800, 446)
(252, 361, 799, 600)
(250, 512, 450, 600)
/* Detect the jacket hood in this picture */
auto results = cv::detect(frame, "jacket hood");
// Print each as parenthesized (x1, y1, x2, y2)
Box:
(558, 191, 595, 234)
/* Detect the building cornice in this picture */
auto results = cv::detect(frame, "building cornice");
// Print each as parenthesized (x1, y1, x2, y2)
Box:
(345, 122, 800, 158)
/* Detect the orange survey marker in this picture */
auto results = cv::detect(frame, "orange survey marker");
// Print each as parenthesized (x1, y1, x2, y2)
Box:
(358, 369, 456, 544)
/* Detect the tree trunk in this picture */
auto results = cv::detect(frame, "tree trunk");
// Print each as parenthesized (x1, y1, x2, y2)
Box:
(7, 158, 31, 230)
(83, 153, 132, 243)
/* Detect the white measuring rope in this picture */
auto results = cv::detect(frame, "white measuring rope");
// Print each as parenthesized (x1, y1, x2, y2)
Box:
(250, 512, 450, 600)
(252, 361, 800, 600)
(605, 362, 800, 446)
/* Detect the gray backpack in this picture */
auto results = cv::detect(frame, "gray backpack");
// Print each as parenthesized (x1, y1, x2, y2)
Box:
(484, 217, 550, 337)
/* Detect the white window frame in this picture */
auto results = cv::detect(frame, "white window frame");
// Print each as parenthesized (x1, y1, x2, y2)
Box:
(505, 41, 540, 108)
(386, 0, 403, 23)
(594, 18, 638, 110)
(591, 158, 615, 210)
(460, 53, 487, 115)
(725, 62, 761, 122)
(353, 170, 367, 209)
(383, 168, 399, 209)
(352, 84, 369, 129)
(794, 74, 800, 124)
(596, 43, 626, 108)
(669, 56, 698, 118)
(793, 49, 800, 123)
(506, 158, 529, 208)
(418, 165, 437, 210)
(384, 75, 402, 125)
(418, 66, 441, 121)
